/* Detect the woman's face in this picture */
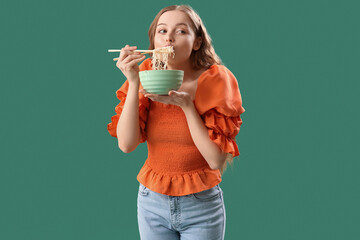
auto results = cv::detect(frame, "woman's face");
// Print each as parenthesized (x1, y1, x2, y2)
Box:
(154, 10, 200, 66)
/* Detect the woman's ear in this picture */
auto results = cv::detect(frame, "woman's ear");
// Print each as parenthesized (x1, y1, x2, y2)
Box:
(193, 37, 202, 51)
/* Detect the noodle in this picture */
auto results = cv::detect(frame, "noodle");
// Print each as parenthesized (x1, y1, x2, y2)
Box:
(151, 46, 175, 70)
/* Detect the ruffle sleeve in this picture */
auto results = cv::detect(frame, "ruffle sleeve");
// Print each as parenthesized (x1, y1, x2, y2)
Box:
(107, 58, 152, 143)
(195, 64, 246, 157)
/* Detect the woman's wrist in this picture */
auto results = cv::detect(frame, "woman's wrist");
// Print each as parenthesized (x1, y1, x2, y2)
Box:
(181, 99, 195, 114)
(128, 78, 140, 89)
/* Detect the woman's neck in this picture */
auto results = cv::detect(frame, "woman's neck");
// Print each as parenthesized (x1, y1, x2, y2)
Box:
(166, 60, 198, 82)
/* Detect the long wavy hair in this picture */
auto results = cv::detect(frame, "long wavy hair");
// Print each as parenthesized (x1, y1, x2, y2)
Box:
(147, 5, 232, 175)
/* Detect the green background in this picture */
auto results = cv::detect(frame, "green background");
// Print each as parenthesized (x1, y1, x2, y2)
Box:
(1, 0, 359, 239)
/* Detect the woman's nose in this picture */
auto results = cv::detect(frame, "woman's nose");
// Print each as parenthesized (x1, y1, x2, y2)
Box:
(165, 33, 174, 42)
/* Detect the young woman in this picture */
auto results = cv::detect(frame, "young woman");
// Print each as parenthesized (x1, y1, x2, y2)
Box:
(108, 5, 245, 240)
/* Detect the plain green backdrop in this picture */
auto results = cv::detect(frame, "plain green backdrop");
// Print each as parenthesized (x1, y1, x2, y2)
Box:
(1, 0, 359, 239)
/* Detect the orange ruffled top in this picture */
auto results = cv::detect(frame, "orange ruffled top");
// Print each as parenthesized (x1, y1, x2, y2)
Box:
(107, 58, 245, 196)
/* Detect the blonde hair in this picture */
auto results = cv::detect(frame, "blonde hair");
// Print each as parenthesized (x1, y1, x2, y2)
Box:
(147, 5, 223, 70)
(219, 154, 235, 175)
(148, 5, 234, 175)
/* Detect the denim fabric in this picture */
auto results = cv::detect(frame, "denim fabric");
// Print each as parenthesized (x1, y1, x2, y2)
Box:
(137, 183, 226, 240)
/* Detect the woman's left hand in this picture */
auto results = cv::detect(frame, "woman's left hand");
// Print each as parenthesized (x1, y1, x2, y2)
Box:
(140, 89, 193, 110)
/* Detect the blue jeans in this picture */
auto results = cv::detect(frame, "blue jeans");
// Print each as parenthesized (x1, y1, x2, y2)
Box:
(137, 183, 226, 240)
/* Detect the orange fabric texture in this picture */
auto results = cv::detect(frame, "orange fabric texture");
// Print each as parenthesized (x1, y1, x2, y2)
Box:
(107, 58, 245, 196)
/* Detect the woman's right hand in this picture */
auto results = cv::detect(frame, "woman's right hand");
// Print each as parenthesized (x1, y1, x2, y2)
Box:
(116, 45, 146, 84)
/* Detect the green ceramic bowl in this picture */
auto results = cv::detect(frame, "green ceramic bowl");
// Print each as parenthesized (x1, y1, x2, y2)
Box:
(139, 70, 184, 95)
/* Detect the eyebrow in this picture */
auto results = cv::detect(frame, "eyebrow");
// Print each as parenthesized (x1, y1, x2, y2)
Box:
(157, 23, 189, 27)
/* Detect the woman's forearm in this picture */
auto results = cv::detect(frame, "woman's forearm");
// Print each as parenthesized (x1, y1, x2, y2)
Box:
(116, 80, 141, 153)
(182, 102, 227, 170)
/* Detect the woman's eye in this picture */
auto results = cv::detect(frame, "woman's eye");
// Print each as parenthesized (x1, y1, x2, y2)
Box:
(158, 29, 186, 34)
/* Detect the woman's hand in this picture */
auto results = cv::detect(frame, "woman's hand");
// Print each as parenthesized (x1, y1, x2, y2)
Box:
(116, 45, 146, 84)
(140, 89, 194, 110)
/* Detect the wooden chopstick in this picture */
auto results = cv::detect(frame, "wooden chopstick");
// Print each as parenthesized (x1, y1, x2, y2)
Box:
(109, 46, 174, 61)
(110, 49, 153, 61)
(108, 49, 154, 53)
(112, 52, 149, 61)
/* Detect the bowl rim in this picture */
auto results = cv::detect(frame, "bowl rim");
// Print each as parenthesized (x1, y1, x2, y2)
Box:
(139, 69, 184, 73)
